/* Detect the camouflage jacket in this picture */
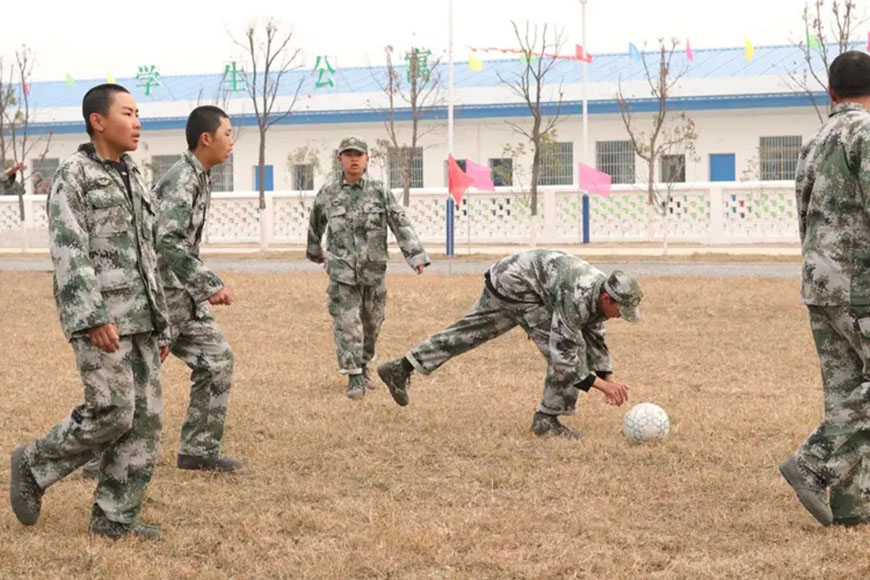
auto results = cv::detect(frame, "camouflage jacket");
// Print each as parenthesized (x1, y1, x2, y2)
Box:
(48, 143, 169, 340)
(153, 150, 223, 303)
(306, 175, 429, 285)
(488, 249, 613, 384)
(1, 171, 21, 196)
(796, 102, 870, 306)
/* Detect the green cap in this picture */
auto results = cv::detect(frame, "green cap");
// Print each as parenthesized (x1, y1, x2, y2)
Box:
(338, 135, 368, 155)
(603, 270, 643, 322)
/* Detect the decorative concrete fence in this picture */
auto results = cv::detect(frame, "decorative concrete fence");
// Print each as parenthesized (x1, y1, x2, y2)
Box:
(0, 180, 798, 247)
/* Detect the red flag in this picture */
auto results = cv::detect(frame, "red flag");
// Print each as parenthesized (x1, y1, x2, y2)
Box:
(448, 155, 474, 204)
(579, 163, 611, 197)
(465, 159, 495, 191)
(575, 44, 593, 63)
(686, 38, 694, 62)
(22, 78, 30, 96)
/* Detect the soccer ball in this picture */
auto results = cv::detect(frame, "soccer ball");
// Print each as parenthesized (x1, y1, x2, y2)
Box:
(623, 403, 670, 443)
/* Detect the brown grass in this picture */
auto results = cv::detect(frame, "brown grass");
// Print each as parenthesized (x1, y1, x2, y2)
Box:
(0, 270, 866, 579)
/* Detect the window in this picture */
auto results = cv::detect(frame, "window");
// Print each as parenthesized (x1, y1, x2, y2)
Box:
(31, 157, 59, 194)
(489, 158, 512, 186)
(293, 164, 315, 190)
(538, 142, 573, 186)
(660, 154, 686, 183)
(388, 147, 423, 188)
(209, 154, 234, 192)
(150, 154, 181, 186)
(596, 140, 635, 184)
(759, 136, 802, 180)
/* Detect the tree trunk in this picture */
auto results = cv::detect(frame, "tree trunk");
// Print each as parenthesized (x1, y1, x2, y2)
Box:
(402, 146, 411, 207)
(258, 127, 268, 250)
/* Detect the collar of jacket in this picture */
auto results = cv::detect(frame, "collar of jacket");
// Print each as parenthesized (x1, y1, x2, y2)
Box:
(341, 175, 365, 189)
(77, 142, 137, 170)
(830, 102, 868, 117)
(182, 149, 208, 179)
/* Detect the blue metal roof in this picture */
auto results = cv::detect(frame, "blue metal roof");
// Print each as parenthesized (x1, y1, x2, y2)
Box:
(20, 43, 837, 109)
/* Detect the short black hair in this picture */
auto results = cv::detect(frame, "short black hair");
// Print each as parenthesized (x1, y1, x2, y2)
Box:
(829, 51, 870, 99)
(186, 106, 229, 151)
(82, 84, 130, 137)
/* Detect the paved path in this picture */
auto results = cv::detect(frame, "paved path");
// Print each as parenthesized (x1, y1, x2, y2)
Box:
(0, 258, 800, 279)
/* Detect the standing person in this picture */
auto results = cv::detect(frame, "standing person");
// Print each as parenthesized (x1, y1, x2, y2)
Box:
(378, 249, 639, 439)
(1, 161, 24, 195)
(781, 50, 870, 527)
(307, 136, 430, 400)
(9, 84, 169, 539)
(154, 106, 240, 472)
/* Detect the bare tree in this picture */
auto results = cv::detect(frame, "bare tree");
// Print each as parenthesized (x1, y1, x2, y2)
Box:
(368, 45, 445, 206)
(787, 0, 867, 123)
(495, 21, 567, 218)
(617, 39, 698, 255)
(0, 46, 52, 221)
(234, 19, 304, 247)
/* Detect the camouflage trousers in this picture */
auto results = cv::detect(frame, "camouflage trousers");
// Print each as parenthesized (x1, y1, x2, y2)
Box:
(327, 278, 386, 375)
(797, 305, 870, 521)
(24, 333, 162, 525)
(406, 285, 580, 415)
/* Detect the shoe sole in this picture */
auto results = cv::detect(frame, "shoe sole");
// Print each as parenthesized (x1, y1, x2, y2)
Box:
(377, 363, 409, 407)
(177, 457, 243, 472)
(779, 456, 833, 526)
(346, 389, 365, 401)
(10, 445, 39, 526)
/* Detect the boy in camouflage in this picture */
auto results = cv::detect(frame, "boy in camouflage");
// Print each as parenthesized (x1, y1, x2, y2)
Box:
(780, 51, 870, 527)
(9, 84, 170, 539)
(82, 106, 241, 476)
(307, 136, 430, 400)
(1, 161, 24, 195)
(378, 249, 638, 439)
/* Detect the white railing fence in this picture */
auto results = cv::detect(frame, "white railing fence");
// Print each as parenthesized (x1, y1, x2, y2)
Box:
(0, 181, 798, 248)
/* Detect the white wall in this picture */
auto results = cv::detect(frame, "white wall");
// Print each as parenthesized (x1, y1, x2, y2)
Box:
(25, 105, 822, 194)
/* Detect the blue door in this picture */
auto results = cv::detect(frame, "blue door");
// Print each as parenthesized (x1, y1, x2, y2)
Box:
(709, 154, 736, 182)
(254, 165, 274, 191)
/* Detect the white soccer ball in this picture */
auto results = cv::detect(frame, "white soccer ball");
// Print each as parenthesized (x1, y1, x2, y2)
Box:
(623, 403, 670, 443)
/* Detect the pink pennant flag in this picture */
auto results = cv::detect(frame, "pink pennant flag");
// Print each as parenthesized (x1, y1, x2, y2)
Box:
(22, 78, 30, 96)
(867, 31, 870, 52)
(464, 159, 495, 191)
(575, 44, 593, 63)
(448, 155, 474, 204)
(686, 38, 694, 62)
(579, 163, 611, 198)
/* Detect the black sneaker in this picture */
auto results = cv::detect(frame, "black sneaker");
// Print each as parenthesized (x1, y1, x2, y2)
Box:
(377, 359, 411, 406)
(10, 445, 44, 526)
(177, 454, 244, 472)
(89, 504, 161, 540)
(779, 454, 833, 526)
(530, 412, 580, 440)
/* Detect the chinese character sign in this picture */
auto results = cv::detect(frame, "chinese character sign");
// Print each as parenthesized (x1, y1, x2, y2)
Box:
(405, 48, 432, 83)
(135, 65, 160, 96)
(313, 56, 335, 88)
(222, 61, 245, 92)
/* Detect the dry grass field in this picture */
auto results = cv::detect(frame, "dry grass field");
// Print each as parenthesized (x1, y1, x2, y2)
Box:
(1, 268, 868, 579)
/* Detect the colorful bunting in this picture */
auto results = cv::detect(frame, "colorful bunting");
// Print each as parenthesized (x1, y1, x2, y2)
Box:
(468, 54, 483, 71)
(744, 38, 754, 62)
(22, 78, 30, 96)
(629, 43, 641, 62)
(686, 38, 694, 62)
(579, 163, 612, 198)
(575, 44, 593, 63)
(866, 31, 870, 52)
(107, 72, 116, 83)
(807, 34, 822, 50)
(65, 74, 75, 87)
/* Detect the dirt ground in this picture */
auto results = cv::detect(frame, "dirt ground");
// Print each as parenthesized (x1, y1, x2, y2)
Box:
(0, 270, 866, 579)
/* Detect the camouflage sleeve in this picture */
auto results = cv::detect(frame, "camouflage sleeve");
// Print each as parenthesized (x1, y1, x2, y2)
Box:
(48, 164, 109, 335)
(306, 190, 327, 263)
(794, 149, 811, 243)
(384, 188, 429, 269)
(582, 321, 613, 374)
(155, 181, 223, 303)
(547, 309, 589, 392)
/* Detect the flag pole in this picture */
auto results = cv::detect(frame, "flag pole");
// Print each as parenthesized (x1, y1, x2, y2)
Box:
(579, 0, 590, 244)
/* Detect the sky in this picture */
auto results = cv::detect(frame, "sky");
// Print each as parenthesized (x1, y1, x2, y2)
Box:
(0, 0, 829, 82)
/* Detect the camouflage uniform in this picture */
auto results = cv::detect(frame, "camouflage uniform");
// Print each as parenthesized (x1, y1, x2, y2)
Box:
(154, 150, 234, 459)
(793, 101, 870, 523)
(406, 250, 641, 415)
(1, 170, 21, 196)
(21, 143, 168, 525)
(306, 142, 429, 378)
